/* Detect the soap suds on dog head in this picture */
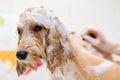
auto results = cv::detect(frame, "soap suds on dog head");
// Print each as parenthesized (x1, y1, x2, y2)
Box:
(85, 62, 112, 76)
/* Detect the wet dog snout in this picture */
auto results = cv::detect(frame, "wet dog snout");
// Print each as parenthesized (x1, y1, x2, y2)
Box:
(16, 50, 28, 60)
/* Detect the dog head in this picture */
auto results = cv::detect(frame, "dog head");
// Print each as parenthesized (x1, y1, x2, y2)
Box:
(16, 7, 70, 76)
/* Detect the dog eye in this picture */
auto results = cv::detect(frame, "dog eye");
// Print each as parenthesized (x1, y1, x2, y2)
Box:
(34, 25, 42, 32)
(18, 29, 21, 35)
(17, 27, 22, 35)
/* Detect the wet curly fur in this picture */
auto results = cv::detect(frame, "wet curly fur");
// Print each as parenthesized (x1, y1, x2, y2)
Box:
(16, 6, 70, 77)
(16, 6, 119, 79)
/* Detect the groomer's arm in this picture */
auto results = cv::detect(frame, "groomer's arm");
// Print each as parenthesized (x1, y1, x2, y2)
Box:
(68, 34, 120, 80)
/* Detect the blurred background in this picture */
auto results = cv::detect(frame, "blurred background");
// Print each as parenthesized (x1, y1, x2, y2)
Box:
(0, 0, 120, 80)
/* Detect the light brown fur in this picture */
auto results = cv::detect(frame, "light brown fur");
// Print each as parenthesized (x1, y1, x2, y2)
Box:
(16, 7, 70, 77)
(16, 7, 120, 80)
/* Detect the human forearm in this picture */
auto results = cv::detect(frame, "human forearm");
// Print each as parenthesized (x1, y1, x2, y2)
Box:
(68, 35, 120, 80)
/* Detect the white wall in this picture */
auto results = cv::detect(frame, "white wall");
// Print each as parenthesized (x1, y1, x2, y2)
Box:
(0, 0, 120, 50)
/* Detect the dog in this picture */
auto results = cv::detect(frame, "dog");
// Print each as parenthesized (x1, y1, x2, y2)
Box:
(16, 6, 120, 80)
(16, 6, 82, 80)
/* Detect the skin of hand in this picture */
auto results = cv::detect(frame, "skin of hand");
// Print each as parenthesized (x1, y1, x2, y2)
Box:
(83, 29, 120, 55)
(68, 34, 120, 80)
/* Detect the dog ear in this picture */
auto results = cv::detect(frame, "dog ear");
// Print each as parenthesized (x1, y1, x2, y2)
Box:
(16, 61, 26, 76)
(46, 16, 70, 73)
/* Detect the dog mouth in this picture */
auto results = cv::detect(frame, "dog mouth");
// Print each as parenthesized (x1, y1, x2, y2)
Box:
(23, 62, 43, 75)
(16, 45, 50, 76)
(16, 52, 44, 76)
(16, 44, 53, 76)
(16, 60, 43, 76)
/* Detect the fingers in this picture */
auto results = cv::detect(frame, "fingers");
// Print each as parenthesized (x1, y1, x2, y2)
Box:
(85, 28, 105, 40)
(83, 35, 100, 46)
(85, 29, 98, 39)
(83, 28, 106, 45)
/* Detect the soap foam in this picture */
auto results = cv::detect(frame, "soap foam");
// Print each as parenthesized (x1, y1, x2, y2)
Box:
(85, 62, 112, 75)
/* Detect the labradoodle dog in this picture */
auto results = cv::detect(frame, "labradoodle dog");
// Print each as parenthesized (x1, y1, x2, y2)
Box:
(16, 6, 120, 80)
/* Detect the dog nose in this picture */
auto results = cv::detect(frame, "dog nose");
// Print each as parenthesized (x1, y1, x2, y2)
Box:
(16, 51, 28, 60)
